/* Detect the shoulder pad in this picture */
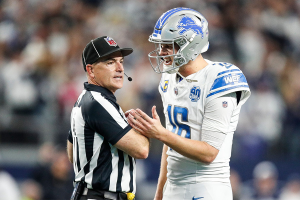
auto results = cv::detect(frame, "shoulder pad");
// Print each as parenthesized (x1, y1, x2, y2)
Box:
(206, 62, 250, 99)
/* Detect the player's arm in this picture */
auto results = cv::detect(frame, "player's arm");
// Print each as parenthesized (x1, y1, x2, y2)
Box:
(67, 140, 73, 163)
(128, 93, 236, 163)
(154, 144, 168, 200)
(114, 128, 150, 159)
(66, 130, 73, 163)
(128, 106, 217, 163)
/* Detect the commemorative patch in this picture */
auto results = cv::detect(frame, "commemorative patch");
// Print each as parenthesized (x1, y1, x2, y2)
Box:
(189, 86, 201, 102)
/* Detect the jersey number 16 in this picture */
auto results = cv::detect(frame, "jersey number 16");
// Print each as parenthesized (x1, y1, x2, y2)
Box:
(167, 105, 191, 139)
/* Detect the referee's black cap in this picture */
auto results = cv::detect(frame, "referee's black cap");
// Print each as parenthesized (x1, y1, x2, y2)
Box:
(82, 36, 133, 71)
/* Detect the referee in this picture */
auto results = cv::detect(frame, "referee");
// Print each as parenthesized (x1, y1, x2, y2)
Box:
(67, 36, 150, 200)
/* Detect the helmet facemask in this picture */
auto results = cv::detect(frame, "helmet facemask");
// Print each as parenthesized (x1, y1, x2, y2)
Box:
(148, 37, 189, 74)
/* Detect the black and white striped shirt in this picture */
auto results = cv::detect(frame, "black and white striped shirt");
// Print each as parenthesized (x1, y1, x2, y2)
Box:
(68, 82, 136, 193)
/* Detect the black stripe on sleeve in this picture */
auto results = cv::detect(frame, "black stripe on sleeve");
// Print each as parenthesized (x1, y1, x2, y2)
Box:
(81, 91, 131, 145)
(110, 125, 132, 145)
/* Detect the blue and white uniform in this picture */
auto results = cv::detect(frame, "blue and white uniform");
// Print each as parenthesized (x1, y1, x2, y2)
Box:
(159, 60, 250, 200)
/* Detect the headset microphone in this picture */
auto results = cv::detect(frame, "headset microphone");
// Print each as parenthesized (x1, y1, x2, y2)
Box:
(124, 73, 132, 81)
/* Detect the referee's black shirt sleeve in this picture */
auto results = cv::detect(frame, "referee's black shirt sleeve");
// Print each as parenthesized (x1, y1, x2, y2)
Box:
(81, 91, 131, 145)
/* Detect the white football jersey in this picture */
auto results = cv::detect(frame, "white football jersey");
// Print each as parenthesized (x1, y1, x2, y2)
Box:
(158, 60, 251, 184)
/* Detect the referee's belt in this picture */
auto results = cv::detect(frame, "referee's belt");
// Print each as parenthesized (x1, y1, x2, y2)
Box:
(82, 187, 135, 200)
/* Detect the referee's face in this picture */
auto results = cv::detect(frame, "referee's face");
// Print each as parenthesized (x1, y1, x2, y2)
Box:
(90, 51, 125, 93)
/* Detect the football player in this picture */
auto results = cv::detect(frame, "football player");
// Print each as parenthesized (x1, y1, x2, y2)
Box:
(128, 7, 251, 200)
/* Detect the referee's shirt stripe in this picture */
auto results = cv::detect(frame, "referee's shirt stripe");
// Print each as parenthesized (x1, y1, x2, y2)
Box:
(85, 134, 104, 188)
(91, 91, 128, 128)
(117, 150, 124, 191)
(109, 144, 119, 191)
(121, 154, 131, 192)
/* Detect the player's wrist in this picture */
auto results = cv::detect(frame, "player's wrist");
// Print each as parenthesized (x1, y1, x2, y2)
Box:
(156, 128, 170, 142)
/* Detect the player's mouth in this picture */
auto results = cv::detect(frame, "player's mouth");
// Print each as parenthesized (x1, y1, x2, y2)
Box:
(163, 58, 172, 65)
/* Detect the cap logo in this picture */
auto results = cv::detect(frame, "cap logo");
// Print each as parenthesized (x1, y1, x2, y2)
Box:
(104, 37, 117, 47)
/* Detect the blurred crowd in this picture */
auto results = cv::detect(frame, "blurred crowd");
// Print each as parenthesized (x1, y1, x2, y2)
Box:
(0, 0, 300, 199)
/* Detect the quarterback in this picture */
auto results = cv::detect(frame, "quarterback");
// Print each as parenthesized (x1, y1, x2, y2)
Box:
(128, 7, 250, 200)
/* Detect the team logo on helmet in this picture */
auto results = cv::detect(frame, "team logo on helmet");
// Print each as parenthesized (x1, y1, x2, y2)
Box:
(104, 37, 117, 46)
(177, 16, 204, 38)
(189, 86, 201, 102)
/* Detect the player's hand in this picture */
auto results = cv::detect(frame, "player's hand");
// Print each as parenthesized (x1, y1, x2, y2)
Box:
(128, 106, 166, 139)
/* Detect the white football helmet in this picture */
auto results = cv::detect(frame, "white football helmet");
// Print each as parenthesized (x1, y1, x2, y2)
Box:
(148, 7, 209, 74)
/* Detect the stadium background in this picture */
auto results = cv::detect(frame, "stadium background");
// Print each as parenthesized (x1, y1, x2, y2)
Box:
(0, 0, 299, 199)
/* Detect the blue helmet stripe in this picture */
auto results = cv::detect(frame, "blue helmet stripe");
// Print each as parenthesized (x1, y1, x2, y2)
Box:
(154, 7, 194, 30)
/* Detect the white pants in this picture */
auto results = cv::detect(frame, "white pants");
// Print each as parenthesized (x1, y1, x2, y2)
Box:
(163, 180, 233, 200)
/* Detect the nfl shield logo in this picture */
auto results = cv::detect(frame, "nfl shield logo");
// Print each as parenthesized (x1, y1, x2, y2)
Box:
(174, 87, 178, 95)
(222, 101, 228, 108)
(104, 37, 118, 46)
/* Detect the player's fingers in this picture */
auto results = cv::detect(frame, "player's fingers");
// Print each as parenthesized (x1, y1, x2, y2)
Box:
(129, 109, 148, 125)
(152, 106, 160, 120)
(128, 114, 147, 131)
(136, 108, 153, 123)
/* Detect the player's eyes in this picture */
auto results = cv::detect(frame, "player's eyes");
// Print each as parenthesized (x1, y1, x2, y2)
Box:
(160, 44, 172, 50)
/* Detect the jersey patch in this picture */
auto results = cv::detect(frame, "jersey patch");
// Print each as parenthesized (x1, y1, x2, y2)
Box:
(189, 86, 201, 102)
(160, 80, 169, 93)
